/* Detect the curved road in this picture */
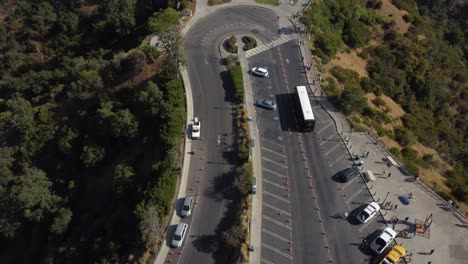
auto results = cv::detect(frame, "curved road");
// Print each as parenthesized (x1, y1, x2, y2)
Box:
(175, 6, 278, 264)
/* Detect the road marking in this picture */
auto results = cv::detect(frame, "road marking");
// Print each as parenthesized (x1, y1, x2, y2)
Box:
(329, 153, 347, 167)
(204, 58, 208, 64)
(263, 202, 291, 217)
(285, 58, 289, 64)
(346, 187, 366, 204)
(341, 176, 359, 190)
(261, 139, 285, 149)
(263, 179, 287, 190)
(261, 258, 275, 264)
(262, 243, 293, 260)
(316, 122, 334, 134)
(262, 228, 290, 243)
(263, 168, 287, 179)
(262, 157, 288, 169)
(261, 146, 287, 158)
(324, 142, 344, 156)
(263, 215, 292, 230)
(264, 190, 290, 204)
(359, 214, 379, 233)
(217, 135, 221, 145)
(319, 134, 336, 146)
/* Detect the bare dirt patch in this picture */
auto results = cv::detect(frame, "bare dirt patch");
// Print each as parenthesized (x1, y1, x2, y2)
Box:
(377, 0, 410, 34)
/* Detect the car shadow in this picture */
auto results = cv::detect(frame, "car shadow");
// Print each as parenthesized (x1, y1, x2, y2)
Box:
(175, 197, 185, 218)
(276, 93, 301, 132)
(165, 224, 178, 247)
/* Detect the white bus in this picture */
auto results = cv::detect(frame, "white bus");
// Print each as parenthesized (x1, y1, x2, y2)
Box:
(295, 86, 315, 132)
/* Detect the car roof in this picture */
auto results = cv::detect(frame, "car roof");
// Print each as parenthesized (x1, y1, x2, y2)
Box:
(175, 223, 187, 235)
(183, 196, 194, 206)
(386, 245, 406, 261)
(380, 227, 396, 241)
(364, 202, 380, 214)
(255, 67, 267, 72)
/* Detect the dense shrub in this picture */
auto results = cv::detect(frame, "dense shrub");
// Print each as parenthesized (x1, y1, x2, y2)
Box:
(242, 36, 257, 51)
(229, 65, 244, 102)
(227, 35, 237, 53)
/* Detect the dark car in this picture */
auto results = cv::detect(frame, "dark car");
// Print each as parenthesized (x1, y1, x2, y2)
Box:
(255, 99, 277, 110)
(338, 166, 360, 182)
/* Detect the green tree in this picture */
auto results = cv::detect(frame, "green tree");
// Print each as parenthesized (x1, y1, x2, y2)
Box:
(337, 84, 367, 114)
(57, 126, 78, 154)
(138, 81, 164, 116)
(94, 0, 137, 38)
(159, 25, 185, 76)
(148, 8, 179, 33)
(81, 145, 105, 167)
(50, 208, 72, 235)
(113, 163, 135, 194)
(110, 109, 139, 138)
(12, 167, 61, 222)
(27, 1, 57, 37)
(0, 147, 15, 169)
(136, 204, 163, 250)
(343, 20, 370, 48)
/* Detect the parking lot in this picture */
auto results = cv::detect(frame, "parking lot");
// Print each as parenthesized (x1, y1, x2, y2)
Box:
(249, 42, 389, 264)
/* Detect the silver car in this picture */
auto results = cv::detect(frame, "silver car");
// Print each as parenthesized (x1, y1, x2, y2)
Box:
(181, 195, 194, 217)
(255, 99, 277, 110)
(251, 67, 269, 77)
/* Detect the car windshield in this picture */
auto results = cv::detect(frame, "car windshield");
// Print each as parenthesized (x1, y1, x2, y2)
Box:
(359, 212, 369, 220)
(183, 205, 190, 211)
(174, 234, 181, 241)
(376, 238, 386, 246)
(193, 127, 199, 132)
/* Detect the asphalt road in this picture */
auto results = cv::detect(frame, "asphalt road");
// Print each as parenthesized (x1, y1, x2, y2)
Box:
(170, 7, 279, 264)
(249, 41, 386, 264)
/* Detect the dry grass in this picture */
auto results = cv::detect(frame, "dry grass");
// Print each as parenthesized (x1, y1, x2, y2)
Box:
(327, 49, 368, 77)
(377, 0, 410, 34)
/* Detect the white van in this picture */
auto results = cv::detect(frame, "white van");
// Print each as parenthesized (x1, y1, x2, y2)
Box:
(171, 223, 188, 248)
(181, 196, 194, 217)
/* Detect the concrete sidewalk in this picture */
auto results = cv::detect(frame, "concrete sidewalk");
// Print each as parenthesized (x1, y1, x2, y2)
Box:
(296, 22, 468, 264)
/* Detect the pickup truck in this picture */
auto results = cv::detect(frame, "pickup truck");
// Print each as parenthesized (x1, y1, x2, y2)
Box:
(369, 227, 397, 255)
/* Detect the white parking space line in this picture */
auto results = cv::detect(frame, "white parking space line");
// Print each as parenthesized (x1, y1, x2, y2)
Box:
(359, 214, 379, 233)
(263, 179, 287, 190)
(263, 202, 291, 217)
(261, 146, 287, 158)
(329, 153, 347, 167)
(263, 168, 287, 179)
(261, 258, 275, 264)
(319, 134, 336, 146)
(324, 142, 344, 156)
(264, 190, 290, 204)
(341, 176, 360, 190)
(346, 188, 366, 204)
(316, 122, 334, 134)
(262, 157, 288, 169)
(263, 215, 292, 230)
(261, 139, 285, 149)
(262, 243, 293, 260)
(262, 228, 290, 243)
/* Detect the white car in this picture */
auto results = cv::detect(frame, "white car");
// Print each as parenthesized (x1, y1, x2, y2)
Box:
(255, 99, 277, 110)
(251, 67, 269, 77)
(181, 195, 194, 217)
(192, 117, 200, 139)
(357, 202, 380, 224)
(369, 226, 397, 255)
(171, 223, 188, 248)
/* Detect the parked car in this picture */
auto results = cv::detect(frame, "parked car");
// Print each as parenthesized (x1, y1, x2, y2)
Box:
(338, 166, 360, 182)
(380, 245, 406, 264)
(251, 67, 269, 77)
(171, 223, 188, 248)
(192, 117, 201, 139)
(369, 227, 397, 255)
(181, 195, 194, 217)
(357, 202, 380, 224)
(255, 99, 277, 110)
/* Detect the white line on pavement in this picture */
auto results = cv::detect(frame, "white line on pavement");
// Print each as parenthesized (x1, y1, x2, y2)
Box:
(346, 187, 365, 204)
(319, 134, 337, 146)
(262, 228, 290, 243)
(261, 258, 275, 264)
(316, 121, 334, 134)
(263, 179, 287, 190)
(262, 243, 293, 260)
(260, 138, 285, 149)
(261, 146, 287, 158)
(262, 157, 288, 169)
(263, 202, 291, 217)
(263, 215, 292, 230)
(263, 168, 287, 179)
(324, 142, 344, 156)
(359, 213, 379, 233)
(264, 190, 290, 204)
(341, 176, 359, 190)
(329, 153, 347, 167)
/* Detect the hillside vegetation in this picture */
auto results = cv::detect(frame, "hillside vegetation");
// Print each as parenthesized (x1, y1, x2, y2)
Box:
(0, 0, 186, 262)
(301, 0, 467, 212)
